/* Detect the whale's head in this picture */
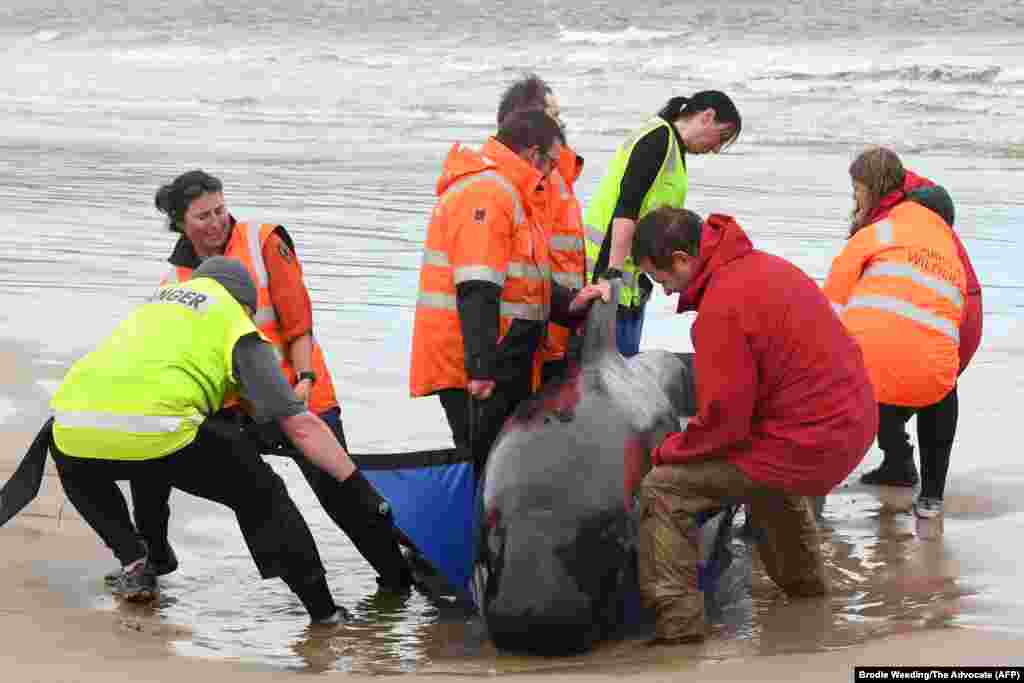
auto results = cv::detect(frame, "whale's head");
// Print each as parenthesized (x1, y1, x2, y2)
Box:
(474, 479, 632, 654)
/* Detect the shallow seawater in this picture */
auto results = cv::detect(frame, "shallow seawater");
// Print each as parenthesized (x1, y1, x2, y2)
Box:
(30, 459, 1005, 675)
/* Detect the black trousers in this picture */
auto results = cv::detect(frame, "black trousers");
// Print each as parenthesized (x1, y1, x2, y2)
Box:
(128, 407, 411, 588)
(438, 382, 529, 475)
(878, 385, 959, 499)
(51, 428, 324, 583)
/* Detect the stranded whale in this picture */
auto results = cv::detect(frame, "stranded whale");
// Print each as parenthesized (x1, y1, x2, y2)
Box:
(472, 280, 736, 654)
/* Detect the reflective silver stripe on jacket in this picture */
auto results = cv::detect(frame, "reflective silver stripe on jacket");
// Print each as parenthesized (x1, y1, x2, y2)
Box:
(500, 301, 546, 321)
(233, 221, 277, 326)
(862, 262, 964, 309)
(875, 219, 894, 245)
(416, 292, 546, 321)
(422, 249, 450, 268)
(450, 260, 550, 287)
(507, 261, 550, 281)
(437, 170, 525, 225)
(454, 265, 505, 286)
(417, 291, 457, 311)
(550, 234, 583, 252)
(55, 411, 203, 434)
(553, 271, 584, 289)
(845, 295, 960, 343)
(243, 221, 269, 288)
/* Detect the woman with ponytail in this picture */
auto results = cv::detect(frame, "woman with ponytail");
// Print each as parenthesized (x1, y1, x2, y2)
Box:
(582, 91, 742, 356)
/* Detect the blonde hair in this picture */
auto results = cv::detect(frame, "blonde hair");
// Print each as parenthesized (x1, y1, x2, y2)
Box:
(848, 146, 904, 235)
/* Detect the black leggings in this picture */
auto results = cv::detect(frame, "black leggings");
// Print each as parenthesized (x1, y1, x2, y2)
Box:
(52, 428, 324, 583)
(878, 385, 959, 499)
(438, 384, 528, 475)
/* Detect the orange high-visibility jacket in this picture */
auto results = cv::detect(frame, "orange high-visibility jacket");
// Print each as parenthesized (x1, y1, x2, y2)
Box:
(410, 138, 553, 397)
(161, 221, 339, 413)
(539, 145, 585, 366)
(824, 201, 966, 408)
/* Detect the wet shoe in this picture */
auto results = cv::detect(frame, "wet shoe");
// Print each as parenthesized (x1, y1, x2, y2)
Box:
(112, 560, 158, 602)
(859, 460, 919, 487)
(309, 606, 352, 628)
(914, 496, 943, 519)
(149, 543, 179, 576)
(104, 545, 178, 585)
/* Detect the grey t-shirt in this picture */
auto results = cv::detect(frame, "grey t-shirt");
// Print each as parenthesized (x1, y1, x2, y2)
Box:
(231, 333, 305, 423)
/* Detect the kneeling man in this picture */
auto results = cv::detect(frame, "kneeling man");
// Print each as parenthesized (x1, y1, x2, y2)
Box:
(632, 207, 877, 644)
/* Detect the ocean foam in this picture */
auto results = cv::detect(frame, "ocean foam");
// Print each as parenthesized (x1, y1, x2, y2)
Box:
(558, 26, 682, 46)
(32, 30, 61, 43)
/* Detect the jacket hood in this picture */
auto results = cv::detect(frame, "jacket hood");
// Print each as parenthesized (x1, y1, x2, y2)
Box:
(676, 213, 754, 312)
(435, 138, 546, 199)
(556, 144, 583, 185)
(862, 169, 935, 227)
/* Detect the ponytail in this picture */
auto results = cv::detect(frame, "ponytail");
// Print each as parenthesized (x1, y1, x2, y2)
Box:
(658, 96, 690, 120)
(658, 90, 742, 147)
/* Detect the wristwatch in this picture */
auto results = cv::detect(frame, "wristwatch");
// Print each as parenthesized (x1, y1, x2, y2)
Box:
(297, 370, 317, 385)
(603, 267, 624, 280)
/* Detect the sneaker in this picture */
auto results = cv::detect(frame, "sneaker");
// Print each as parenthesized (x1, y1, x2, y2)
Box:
(112, 560, 158, 602)
(859, 460, 919, 487)
(914, 496, 943, 519)
(104, 545, 179, 585)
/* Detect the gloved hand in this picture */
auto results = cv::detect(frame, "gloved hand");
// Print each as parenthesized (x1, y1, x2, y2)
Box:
(336, 469, 414, 592)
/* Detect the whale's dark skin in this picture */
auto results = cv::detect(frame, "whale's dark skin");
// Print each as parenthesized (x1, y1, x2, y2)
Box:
(471, 282, 714, 655)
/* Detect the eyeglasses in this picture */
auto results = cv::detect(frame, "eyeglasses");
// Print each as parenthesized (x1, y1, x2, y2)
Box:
(533, 147, 557, 173)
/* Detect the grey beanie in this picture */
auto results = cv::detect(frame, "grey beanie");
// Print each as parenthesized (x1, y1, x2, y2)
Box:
(193, 256, 258, 312)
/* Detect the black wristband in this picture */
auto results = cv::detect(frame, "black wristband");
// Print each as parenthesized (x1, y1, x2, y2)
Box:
(297, 370, 317, 385)
(603, 267, 624, 280)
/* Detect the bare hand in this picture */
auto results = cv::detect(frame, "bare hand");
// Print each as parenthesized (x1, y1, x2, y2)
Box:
(569, 281, 612, 313)
(294, 378, 313, 405)
(467, 378, 496, 400)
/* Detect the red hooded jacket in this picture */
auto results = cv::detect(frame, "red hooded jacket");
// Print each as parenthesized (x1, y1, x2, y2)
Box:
(653, 215, 878, 496)
(862, 170, 983, 372)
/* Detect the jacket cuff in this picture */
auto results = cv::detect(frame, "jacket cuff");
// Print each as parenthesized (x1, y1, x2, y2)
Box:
(465, 353, 495, 381)
(650, 443, 662, 466)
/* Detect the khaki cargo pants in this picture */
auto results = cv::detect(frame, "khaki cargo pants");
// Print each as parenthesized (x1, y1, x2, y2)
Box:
(638, 459, 827, 641)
